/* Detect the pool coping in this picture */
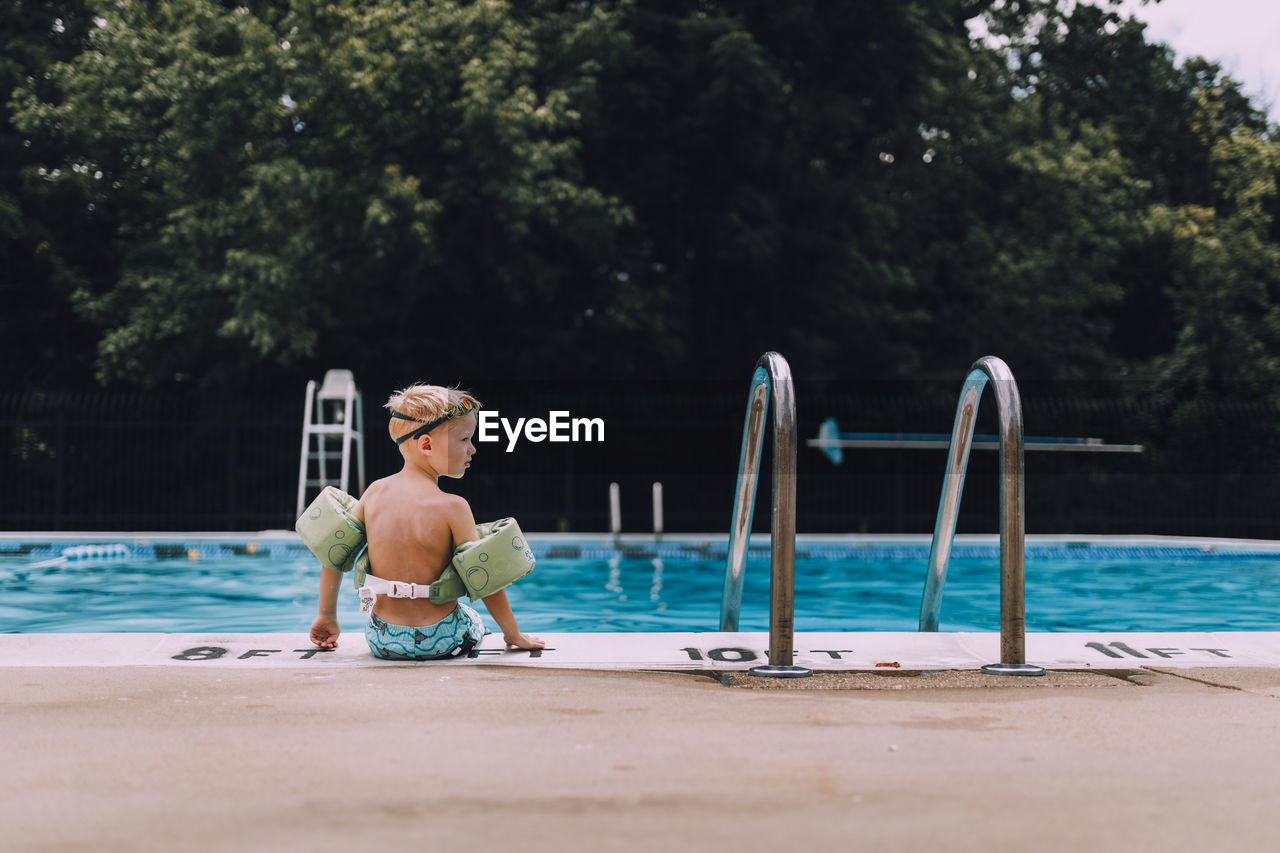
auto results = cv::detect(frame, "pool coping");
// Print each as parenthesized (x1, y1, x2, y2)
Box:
(5, 630, 1280, 671)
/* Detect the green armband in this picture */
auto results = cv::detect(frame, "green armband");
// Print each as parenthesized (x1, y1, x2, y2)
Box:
(430, 518, 536, 603)
(295, 487, 366, 574)
(297, 489, 533, 602)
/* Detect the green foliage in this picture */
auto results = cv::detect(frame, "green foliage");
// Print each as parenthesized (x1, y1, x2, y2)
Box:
(970, 0, 1280, 468)
(1150, 101, 1280, 407)
(0, 0, 101, 386)
(575, 0, 979, 378)
(13, 0, 632, 386)
(7, 0, 1280, 413)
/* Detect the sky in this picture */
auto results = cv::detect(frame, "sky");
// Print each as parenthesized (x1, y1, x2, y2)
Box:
(1119, 0, 1280, 120)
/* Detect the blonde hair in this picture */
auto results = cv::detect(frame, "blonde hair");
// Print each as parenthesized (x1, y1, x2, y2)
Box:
(385, 383, 482, 443)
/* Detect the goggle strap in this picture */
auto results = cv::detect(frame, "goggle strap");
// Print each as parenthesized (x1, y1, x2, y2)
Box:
(390, 400, 476, 445)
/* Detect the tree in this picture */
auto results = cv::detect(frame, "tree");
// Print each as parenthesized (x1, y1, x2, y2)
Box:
(1, 1, 101, 387)
(1150, 90, 1280, 411)
(577, 0, 991, 380)
(13, 0, 634, 388)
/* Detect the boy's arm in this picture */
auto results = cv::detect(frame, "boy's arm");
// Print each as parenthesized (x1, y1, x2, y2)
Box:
(447, 493, 481, 546)
(481, 588, 545, 650)
(310, 565, 343, 648)
(447, 497, 543, 651)
(310, 495, 363, 648)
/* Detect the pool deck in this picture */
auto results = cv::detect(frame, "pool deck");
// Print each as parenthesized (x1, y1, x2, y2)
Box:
(5, 632, 1280, 852)
(5, 629, 1280, 670)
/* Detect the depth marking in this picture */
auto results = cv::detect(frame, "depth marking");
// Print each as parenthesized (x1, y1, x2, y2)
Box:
(1084, 642, 1232, 660)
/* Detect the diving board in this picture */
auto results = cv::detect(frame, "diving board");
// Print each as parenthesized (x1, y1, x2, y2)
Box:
(809, 418, 1144, 465)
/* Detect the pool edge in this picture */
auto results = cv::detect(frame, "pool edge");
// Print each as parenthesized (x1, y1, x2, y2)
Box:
(4, 630, 1280, 671)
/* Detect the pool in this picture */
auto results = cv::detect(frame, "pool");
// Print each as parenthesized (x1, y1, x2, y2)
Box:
(3, 534, 1278, 635)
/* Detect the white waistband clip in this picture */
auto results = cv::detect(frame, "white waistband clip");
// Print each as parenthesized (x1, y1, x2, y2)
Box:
(389, 581, 426, 599)
(361, 575, 433, 605)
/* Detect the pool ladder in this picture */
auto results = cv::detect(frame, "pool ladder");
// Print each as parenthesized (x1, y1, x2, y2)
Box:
(720, 352, 811, 678)
(719, 352, 1043, 677)
(921, 356, 1044, 676)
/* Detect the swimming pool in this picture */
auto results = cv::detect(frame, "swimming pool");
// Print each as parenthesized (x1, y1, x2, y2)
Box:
(3, 534, 1278, 635)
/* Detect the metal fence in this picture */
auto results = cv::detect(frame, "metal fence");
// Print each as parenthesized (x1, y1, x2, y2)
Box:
(3, 385, 1278, 537)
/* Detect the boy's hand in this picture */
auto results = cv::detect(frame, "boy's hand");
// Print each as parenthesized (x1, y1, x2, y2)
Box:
(503, 632, 545, 651)
(310, 614, 341, 648)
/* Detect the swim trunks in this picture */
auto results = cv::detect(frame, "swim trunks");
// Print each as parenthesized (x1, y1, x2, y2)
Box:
(364, 602, 486, 661)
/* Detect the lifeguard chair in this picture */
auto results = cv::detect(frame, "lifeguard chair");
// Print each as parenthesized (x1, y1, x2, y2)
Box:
(295, 369, 367, 517)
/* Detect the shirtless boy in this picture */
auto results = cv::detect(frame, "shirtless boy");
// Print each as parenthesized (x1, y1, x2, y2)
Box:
(309, 384, 543, 659)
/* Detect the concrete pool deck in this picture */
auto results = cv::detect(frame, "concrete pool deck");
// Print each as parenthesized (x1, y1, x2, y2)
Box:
(4, 635, 1280, 852)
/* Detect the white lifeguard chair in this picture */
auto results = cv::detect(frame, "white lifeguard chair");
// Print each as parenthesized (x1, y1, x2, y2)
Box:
(295, 369, 367, 517)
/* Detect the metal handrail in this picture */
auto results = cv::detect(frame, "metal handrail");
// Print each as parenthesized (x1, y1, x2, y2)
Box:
(918, 356, 1045, 676)
(720, 352, 810, 678)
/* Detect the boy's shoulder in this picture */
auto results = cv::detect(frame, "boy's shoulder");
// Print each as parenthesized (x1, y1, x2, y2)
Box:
(434, 489, 473, 516)
(361, 474, 394, 494)
(433, 491, 476, 530)
(366, 474, 470, 511)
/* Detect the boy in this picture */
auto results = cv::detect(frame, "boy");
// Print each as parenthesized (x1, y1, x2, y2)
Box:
(309, 383, 543, 658)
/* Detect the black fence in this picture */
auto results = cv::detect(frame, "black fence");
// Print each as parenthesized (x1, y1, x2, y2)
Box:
(3, 383, 1279, 538)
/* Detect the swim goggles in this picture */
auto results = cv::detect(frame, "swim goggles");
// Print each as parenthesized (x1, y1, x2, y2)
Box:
(391, 398, 477, 445)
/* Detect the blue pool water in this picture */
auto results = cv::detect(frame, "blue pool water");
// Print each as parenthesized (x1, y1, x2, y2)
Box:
(2, 537, 1278, 634)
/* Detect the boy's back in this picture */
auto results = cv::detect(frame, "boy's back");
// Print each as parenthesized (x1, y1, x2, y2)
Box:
(358, 466, 473, 628)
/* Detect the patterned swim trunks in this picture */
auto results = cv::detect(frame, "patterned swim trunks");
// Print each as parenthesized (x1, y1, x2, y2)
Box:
(364, 602, 486, 661)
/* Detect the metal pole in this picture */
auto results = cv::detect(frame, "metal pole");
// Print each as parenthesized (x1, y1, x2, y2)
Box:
(339, 383, 354, 495)
(918, 356, 1042, 676)
(295, 380, 316, 518)
(355, 393, 367, 494)
(988, 364, 1031, 672)
(720, 368, 769, 632)
(652, 482, 663, 542)
(609, 482, 622, 546)
(718, 352, 809, 678)
(919, 372, 985, 632)
(749, 353, 807, 678)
